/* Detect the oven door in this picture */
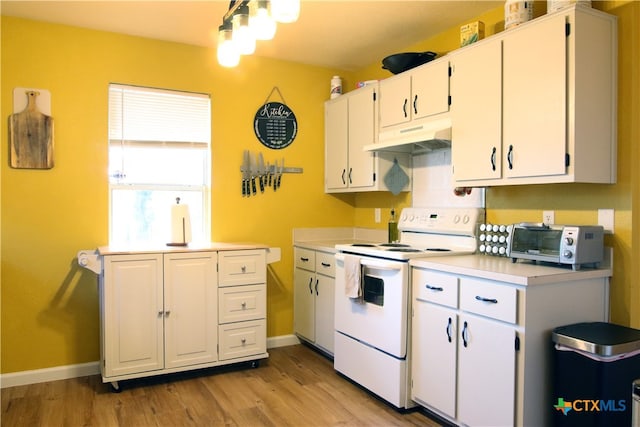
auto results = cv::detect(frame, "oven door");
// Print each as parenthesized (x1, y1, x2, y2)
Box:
(334, 253, 409, 358)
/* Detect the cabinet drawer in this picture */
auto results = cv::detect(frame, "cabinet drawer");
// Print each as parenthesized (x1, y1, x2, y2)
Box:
(218, 250, 266, 287)
(413, 269, 458, 308)
(294, 248, 315, 271)
(315, 252, 336, 277)
(460, 278, 517, 324)
(218, 320, 266, 360)
(219, 284, 266, 324)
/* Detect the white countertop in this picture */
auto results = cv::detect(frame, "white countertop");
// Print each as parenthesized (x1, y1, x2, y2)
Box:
(293, 227, 386, 253)
(98, 242, 268, 256)
(410, 254, 612, 286)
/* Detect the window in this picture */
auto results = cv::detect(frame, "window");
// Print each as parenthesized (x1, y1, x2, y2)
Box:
(108, 84, 211, 245)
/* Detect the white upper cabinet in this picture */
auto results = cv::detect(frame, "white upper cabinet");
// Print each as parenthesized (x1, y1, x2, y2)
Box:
(379, 58, 450, 129)
(450, 38, 503, 182)
(324, 84, 411, 193)
(451, 6, 617, 186)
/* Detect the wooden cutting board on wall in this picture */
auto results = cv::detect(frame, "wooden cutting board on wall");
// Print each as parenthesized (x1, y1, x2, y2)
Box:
(9, 90, 54, 169)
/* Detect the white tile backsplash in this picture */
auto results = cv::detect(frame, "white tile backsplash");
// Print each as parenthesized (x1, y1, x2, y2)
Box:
(411, 148, 484, 208)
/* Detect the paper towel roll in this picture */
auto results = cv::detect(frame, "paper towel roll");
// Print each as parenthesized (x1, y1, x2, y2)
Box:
(170, 202, 192, 245)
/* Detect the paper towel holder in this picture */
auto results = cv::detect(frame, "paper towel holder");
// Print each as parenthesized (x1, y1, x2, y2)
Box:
(167, 197, 190, 247)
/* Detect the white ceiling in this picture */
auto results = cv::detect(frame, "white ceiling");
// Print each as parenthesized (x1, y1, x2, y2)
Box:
(1, 0, 502, 71)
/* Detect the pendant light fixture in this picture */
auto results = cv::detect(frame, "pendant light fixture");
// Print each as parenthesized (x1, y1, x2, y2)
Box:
(249, 0, 277, 41)
(216, 0, 298, 67)
(271, 0, 300, 24)
(217, 21, 240, 68)
(232, 3, 256, 55)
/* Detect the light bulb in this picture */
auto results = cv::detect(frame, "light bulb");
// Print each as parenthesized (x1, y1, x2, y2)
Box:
(249, 0, 277, 41)
(232, 4, 256, 55)
(217, 23, 240, 68)
(271, 0, 299, 24)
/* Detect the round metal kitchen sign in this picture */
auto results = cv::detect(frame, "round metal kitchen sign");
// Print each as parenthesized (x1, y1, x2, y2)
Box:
(254, 102, 297, 149)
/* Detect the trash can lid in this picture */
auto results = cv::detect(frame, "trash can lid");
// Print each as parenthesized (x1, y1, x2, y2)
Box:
(552, 322, 640, 357)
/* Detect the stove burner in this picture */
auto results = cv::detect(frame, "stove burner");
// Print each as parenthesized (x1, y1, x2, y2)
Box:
(424, 248, 451, 252)
(387, 248, 422, 253)
(378, 243, 410, 248)
(351, 243, 377, 247)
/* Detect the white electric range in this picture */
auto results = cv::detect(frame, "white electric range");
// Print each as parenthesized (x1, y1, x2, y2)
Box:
(333, 207, 484, 409)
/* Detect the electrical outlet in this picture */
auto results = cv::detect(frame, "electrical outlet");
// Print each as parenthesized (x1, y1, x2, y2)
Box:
(598, 209, 614, 234)
(374, 208, 381, 223)
(543, 210, 555, 225)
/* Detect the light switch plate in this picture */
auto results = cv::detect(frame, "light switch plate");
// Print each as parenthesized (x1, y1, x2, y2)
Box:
(374, 208, 381, 223)
(598, 209, 614, 234)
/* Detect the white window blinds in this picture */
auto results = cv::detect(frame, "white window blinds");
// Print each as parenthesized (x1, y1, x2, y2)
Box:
(109, 84, 210, 144)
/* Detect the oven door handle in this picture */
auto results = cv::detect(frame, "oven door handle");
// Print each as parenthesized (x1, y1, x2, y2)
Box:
(335, 254, 403, 271)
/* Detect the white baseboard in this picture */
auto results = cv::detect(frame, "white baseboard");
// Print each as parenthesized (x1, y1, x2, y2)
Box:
(267, 334, 300, 348)
(1, 334, 301, 389)
(0, 361, 101, 389)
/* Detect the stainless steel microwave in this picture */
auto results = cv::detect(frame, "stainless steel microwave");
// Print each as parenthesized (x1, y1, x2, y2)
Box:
(508, 223, 604, 270)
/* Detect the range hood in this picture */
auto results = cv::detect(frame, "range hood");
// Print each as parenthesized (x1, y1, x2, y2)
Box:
(364, 116, 452, 153)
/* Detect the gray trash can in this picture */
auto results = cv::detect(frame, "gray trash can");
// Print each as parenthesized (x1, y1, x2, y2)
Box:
(551, 322, 640, 427)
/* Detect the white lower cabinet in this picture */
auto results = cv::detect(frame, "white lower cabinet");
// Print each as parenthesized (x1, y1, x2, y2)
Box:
(293, 247, 335, 355)
(411, 265, 608, 426)
(99, 248, 267, 388)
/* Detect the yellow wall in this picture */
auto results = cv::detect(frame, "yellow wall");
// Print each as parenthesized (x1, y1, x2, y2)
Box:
(2, 0, 637, 374)
(353, 1, 639, 328)
(0, 17, 356, 373)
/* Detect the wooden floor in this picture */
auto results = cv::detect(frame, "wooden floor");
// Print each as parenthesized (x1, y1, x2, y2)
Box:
(2, 344, 445, 426)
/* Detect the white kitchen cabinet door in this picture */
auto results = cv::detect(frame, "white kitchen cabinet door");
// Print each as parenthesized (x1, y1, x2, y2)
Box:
(502, 13, 567, 179)
(163, 252, 217, 369)
(324, 96, 349, 191)
(102, 254, 164, 378)
(379, 73, 411, 128)
(294, 268, 315, 342)
(457, 313, 516, 427)
(314, 273, 335, 354)
(411, 59, 450, 121)
(412, 301, 457, 418)
(347, 85, 377, 188)
(451, 38, 503, 182)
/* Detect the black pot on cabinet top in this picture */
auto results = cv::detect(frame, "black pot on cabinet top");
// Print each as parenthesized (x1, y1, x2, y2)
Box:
(381, 51, 437, 74)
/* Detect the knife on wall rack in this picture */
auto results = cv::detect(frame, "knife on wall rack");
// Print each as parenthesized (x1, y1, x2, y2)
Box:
(239, 150, 303, 196)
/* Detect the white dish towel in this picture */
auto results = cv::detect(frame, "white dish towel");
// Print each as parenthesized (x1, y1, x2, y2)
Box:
(344, 254, 361, 299)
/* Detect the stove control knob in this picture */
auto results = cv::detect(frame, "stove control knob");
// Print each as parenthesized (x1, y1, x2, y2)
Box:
(454, 215, 460, 224)
(564, 237, 574, 246)
(401, 214, 407, 221)
(463, 215, 470, 224)
(563, 250, 573, 259)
